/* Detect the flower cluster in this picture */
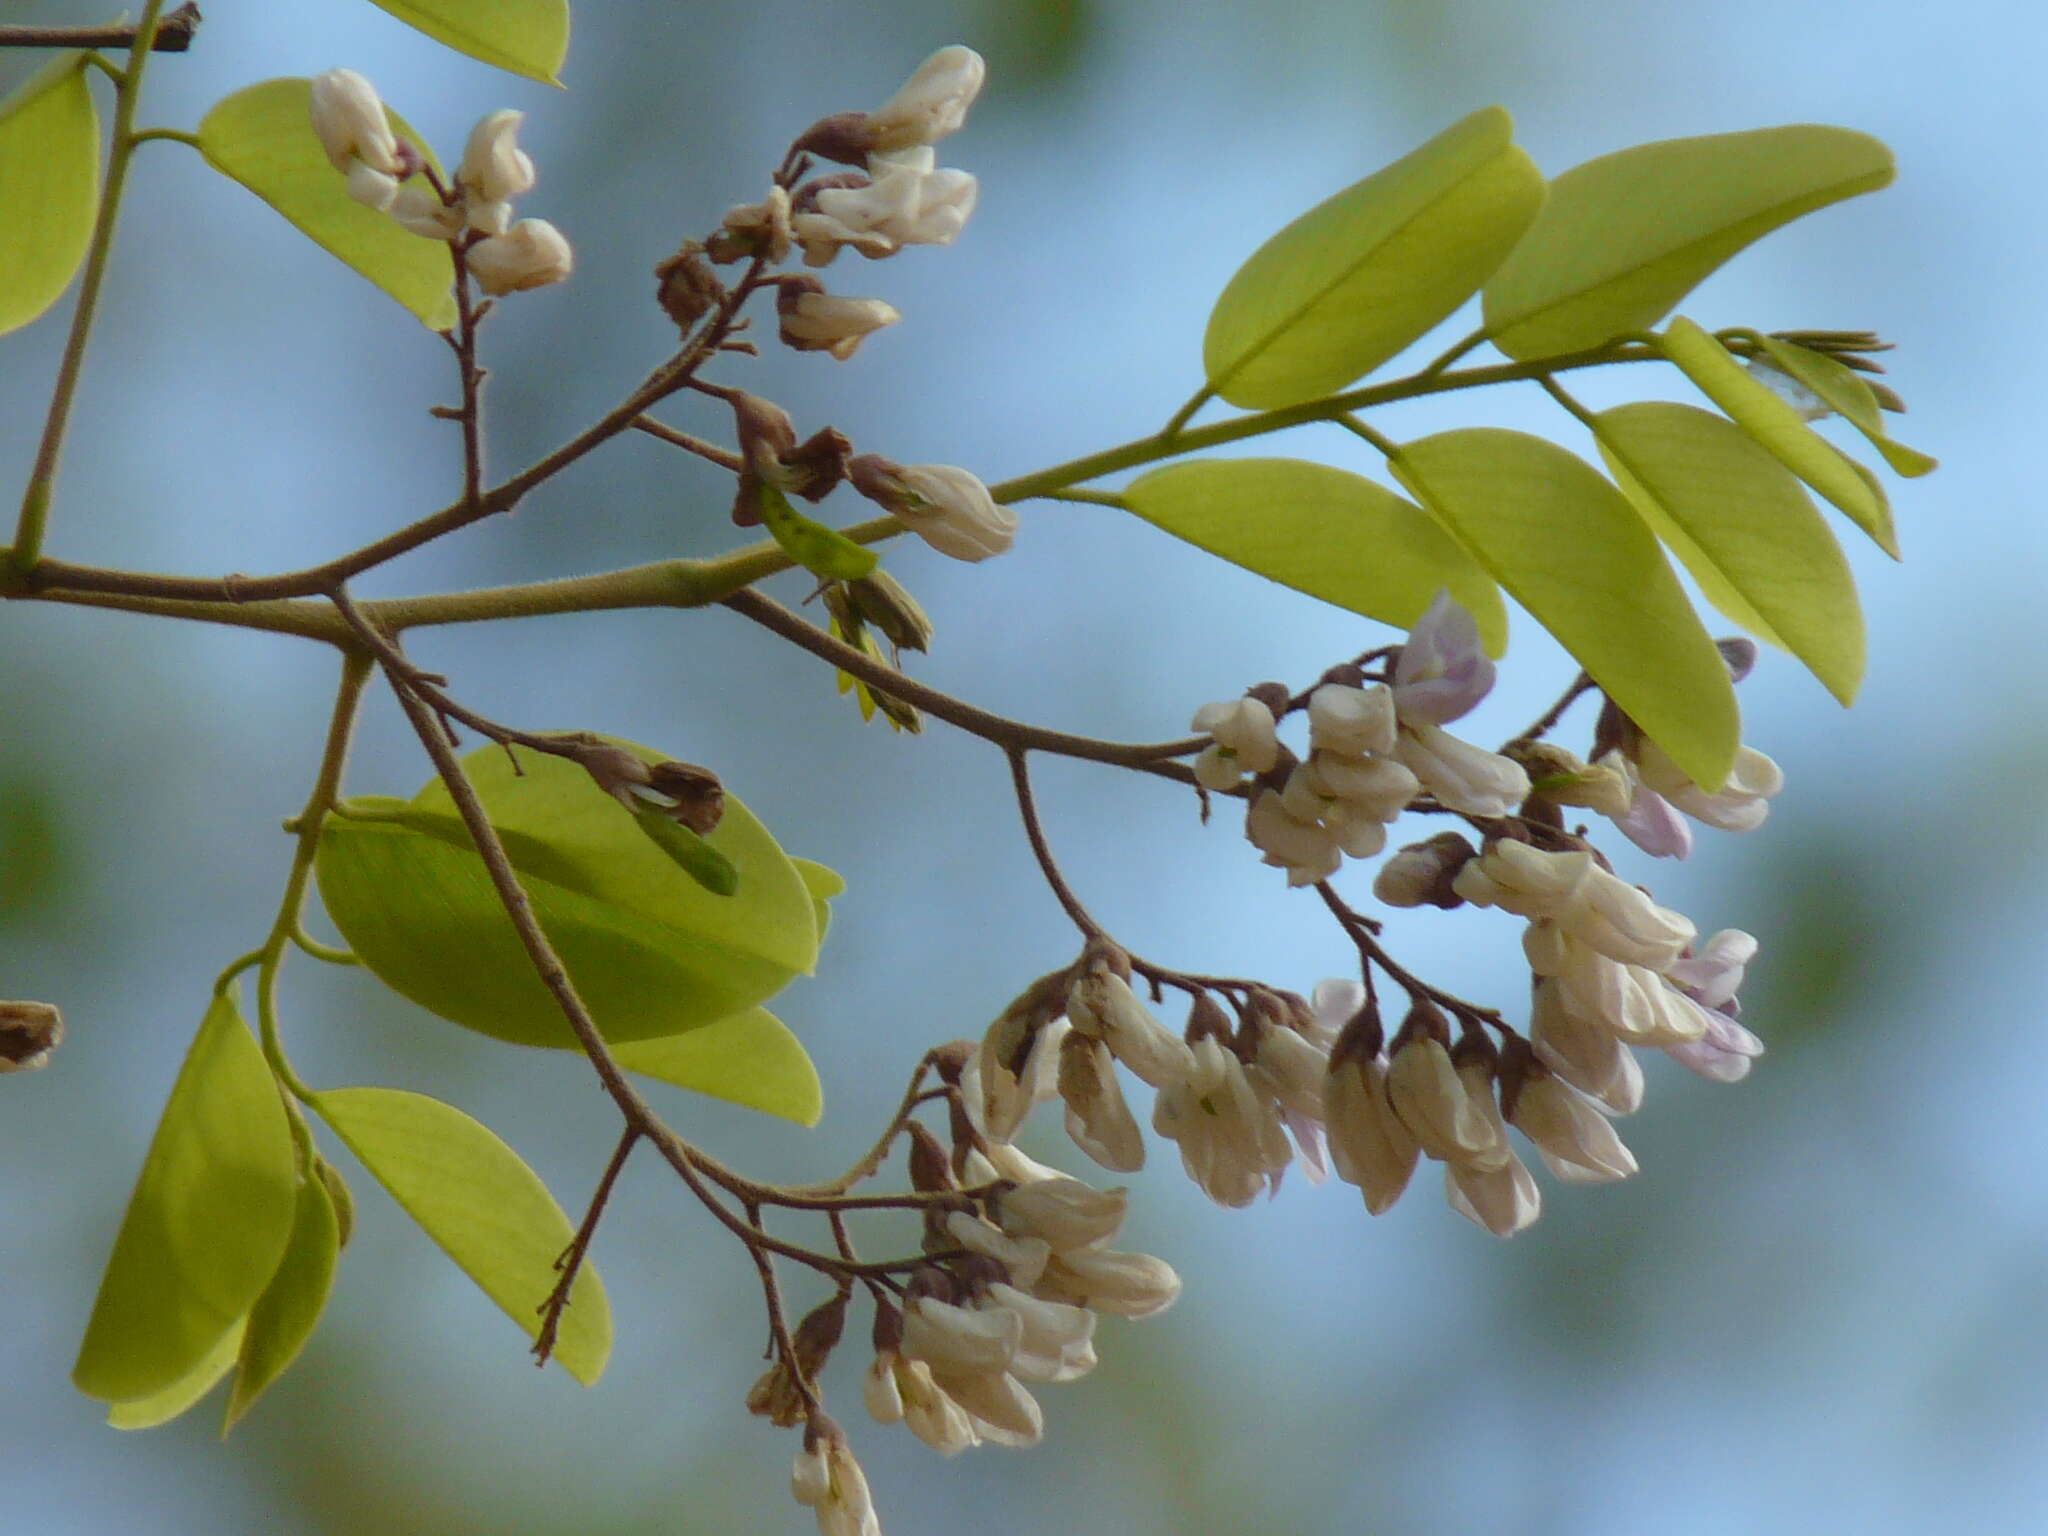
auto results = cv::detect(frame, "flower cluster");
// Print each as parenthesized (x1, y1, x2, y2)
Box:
(788, 46, 983, 268)
(1194, 592, 1532, 886)
(308, 70, 570, 296)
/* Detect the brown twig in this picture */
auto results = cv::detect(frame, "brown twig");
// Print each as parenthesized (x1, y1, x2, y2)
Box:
(534, 1127, 639, 1366)
(0, 4, 199, 51)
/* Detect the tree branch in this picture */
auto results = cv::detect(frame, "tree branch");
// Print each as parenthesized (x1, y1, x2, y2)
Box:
(0, 5, 199, 52)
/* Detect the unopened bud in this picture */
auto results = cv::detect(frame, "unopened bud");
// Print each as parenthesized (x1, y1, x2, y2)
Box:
(776, 279, 900, 360)
(847, 572, 934, 654)
(653, 241, 723, 332)
(466, 218, 572, 295)
(746, 1292, 847, 1427)
(1373, 832, 1478, 909)
(0, 1001, 63, 1073)
(905, 1121, 956, 1192)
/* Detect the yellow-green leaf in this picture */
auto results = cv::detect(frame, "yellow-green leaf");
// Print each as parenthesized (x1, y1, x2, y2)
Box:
(615, 1007, 823, 1127)
(1751, 335, 1937, 477)
(225, 1174, 342, 1430)
(1203, 107, 1544, 409)
(1484, 125, 1893, 359)
(1390, 428, 1737, 789)
(74, 992, 297, 1403)
(315, 743, 824, 1051)
(363, 0, 570, 85)
(0, 54, 100, 336)
(792, 857, 844, 943)
(311, 1086, 610, 1384)
(107, 1319, 247, 1431)
(1594, 402, 1864, 705)
(1659, 316, 1898, 557)
(199, 79, 458, 330)
(1123, 458, 1507, 654)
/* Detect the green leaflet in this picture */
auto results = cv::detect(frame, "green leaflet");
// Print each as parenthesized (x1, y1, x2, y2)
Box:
(1390, 428, 1737, 790)
(311, 1087, 609, 1384)
(792, 857, 844, 943)
(361, 0, 571, 84)
(1751, 335, 1937, 478)
(0, 54, 100, 336)
(74, 992, 297, 1403)
(315, 743, 827, 1050)
(199, 79, 458, 331)
(614, 1007, 823, 1127)
(225, 1173, 342, 1430)
(107, 1319, 247, 1430)
(1484, 125, 1893, 359)
(1203, 107, 1544, 410)
(758, 487, 880, 582)
(1123, 457, 1506, 655)
(1594, 402, 1864, 706)
(1659, 317, 1899, 557)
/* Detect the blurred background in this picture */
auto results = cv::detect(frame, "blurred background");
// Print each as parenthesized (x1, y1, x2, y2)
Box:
(3, 0, 2042, 1532)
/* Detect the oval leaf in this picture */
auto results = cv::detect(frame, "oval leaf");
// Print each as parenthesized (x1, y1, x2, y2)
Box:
(1484, 125, 1893, 359)
(74, 992, 297, 1403)
(364, 0, 570, 84)
(1204, 107, 1545, 409)
(614, 1007, 823, 1127)
(1659, 316, 1898, 557)
(1594, 402, 1864, 705)
(1751, 335, 1937, 477)
(311, 1087, 609, 1383)
(1390, 428, 1737, 789)
(315, 743, 822, 1050)
(0, 54, 100, 336)
(199, 79, 458, 330)
(1124, 458, 1507, 654)
(225, 1174, 342, 1430)
(107, 1319, 247, 1431)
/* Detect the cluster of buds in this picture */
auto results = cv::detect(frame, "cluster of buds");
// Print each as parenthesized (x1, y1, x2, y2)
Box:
(1195, 592, 1533, 886)
(696, 46, 985, 368)
(308, 70, 571, 296)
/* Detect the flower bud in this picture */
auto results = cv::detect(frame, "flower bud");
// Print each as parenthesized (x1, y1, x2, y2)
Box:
(466, 218, 572, 295)
(996, 1175, 1128, 1251)
(777, 281, 900, 360)
(1373, 832, 1477, 909)
(1035, 1244, 1181, 1318)
(866, 45, 987, 152)
(1190, 696, 1281, 774)
(1395, 723, 1531, 817)
(1308, 683, 1397, 757)
(847, 456, 1016, 561)
(456, 109, 536, 215)
(847, 572, 934, 654)
(0, 1001, 63, 1073)
(309, 69, 401, 176)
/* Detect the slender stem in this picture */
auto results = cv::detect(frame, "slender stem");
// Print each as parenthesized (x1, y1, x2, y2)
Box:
(632, 415, 743, 473)
(1007, 748, 1107, 941)
(450, 255, 487, 509)
(1160, 384, 1216, 439)
(723, 588, 1207, 777)
(11, 0, 172, 571)
(0, 6, 198, 51)
(1413, 326, 1489, 383)
(291, 927, 360, 966)
(1313, 880, 1504, 1030)
(255, 652, 374, 1100)
(534, 1127, 639, 1366)
(127, 126, 200, 148)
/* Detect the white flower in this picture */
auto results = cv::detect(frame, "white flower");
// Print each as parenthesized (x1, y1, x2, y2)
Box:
(1152, 1036, 1294, 1207)
(1395, 722, 1530, 817)
(1034, 1244, 1181, 1318)
(987, 1282, 1097, 1383)
(1324, 1049, 1420, 1214)
(1303, 751, 1420, 822)
(1308, 683, 1397, 757)
(973, 1010, 1065, 1143)
(1057, 1032, 1146, 1172)
(466, 218, 573, 295)
(943, 1211, 1051, 1290)
(866, 45, 987, 151)
(1192, 744, 1247, 792)
(1443, 1057, 1540, 1237)
(778, 290, 900, 360)
(791, 1435, 882, 1536)
(1529, 975, 1646, 1115)
(849, 457, 1016, 561)
(1636, 739, 1785, 833)
(996, 1175, 1129, 1251)
(901, 1295, 1020, 1377)
(1245, 789, 1342, 887)
(865, 1353, 979, 1456)
(1067, 968, 1195, 1089)
(1190, 697, 1281, 774)
(1392, 590, 1496, 725)
(388, 183, 464, 239)
(1456, 841, 1695, 970)
(1384, 1034, 1504, 1167)
(1527, 746, 1634, 820)
(1664, 929, 1766, 1082)
(309, 68, 401, 179)
(1506, 1069, 1638, 1182)
(456, 109, 536, 230)
(795, 164, 979, 266)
